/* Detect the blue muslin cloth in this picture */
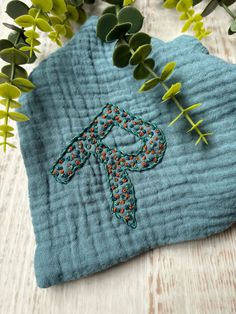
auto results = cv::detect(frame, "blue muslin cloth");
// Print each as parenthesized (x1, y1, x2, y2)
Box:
(18, 16, 236, 288)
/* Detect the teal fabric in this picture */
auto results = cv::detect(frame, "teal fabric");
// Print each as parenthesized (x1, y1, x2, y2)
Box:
(18, 16, 236, 288)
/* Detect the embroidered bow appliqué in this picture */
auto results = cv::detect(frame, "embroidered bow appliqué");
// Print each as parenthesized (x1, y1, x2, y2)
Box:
(51, 104, 166, 228)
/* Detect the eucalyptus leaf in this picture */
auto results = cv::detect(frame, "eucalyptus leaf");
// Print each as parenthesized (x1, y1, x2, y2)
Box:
(201, 0, 219, 17)
(229, 19, 236, 33)
(129, 44, 152, 65)
(0, 124, 14, 132)
(118, 6, 144, 33)
(24, 30, 40, 39)
(104, 0, 123, 4)
(0, 47, 28, 65)
(8, 111, 29, 122)
(16, 43, 37, 64)
(176, 0, 192, 12)
(77, 7, 87, 24)
(15, 15, 35, 28)
(0, 110, 7, 119)
(0, 83, 21, 99)
(0, 73, 10, 84)
(106, 23, 132, 42)
(25, 38, 40, 47)
(96, 14, 118, 42)
(133, 58, 155, 80)
(163, 0, 179, 9)
(2, 64, 28, 79)
(103, 5, 117, 16)
(52, 0, 68, 15)
(113, 44, 132, 68)
(28, 8, 49, 21)
(6, 142, 17, 149)
(36, 18, 53, 32)
(3, 22, 23, 33)
(161, 62, 176, 81)
(0, 131, 14, 138)
(0, 99, 22, 108)
(162, 82, 182, 101)
(6, 1, 29, 19)
(8, 31, 25, 45)
(31, 0, 53, 11)
(139, 77, 162, 92)
(0, 39, 14, 52)
(129, 32, 151, 51)
(67, 5, 79, 21)
(12, 78, 35, 92)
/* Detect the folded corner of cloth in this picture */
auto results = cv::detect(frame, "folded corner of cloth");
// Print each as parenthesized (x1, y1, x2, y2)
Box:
(17, 16, 236, 288)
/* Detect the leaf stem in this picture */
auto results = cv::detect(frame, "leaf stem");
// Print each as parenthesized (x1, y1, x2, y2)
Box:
(3, 31, 21, 152)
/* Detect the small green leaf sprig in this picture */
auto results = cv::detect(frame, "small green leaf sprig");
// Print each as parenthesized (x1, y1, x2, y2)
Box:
(96, 0, 212, 145)
(0, 0, 93, 152)
(163, 0, 211, 40)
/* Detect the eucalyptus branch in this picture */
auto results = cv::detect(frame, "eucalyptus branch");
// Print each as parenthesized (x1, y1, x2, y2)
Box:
(97, 0, 212, 145)
(0, 0, 94, 152)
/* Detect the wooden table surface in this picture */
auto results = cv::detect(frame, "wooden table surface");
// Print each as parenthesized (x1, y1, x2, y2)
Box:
(0, 1, 236, 313)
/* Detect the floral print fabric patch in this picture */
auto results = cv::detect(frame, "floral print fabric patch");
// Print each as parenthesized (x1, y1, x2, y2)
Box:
(51, 104, 166, 228)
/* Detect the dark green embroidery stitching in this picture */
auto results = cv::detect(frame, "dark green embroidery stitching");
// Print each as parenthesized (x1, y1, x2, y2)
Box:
(51, 104, 167, 228)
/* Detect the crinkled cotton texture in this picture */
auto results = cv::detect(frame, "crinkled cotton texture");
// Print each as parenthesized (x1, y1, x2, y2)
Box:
(18, 16, 236, 288)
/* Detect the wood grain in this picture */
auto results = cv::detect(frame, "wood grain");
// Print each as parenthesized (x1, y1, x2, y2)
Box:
(0, 1, 235, 313)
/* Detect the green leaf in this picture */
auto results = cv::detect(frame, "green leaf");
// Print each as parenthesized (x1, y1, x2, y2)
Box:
(168, 112, 184, 126)
(36, 18, 53, 32)
(2, 65, 28, 79)
(15, 15, 35, 28)
(54, 24, 66, 36)
(5, 142, 17, 149)
(77, 7, 87, 24)
(12, 78, 35, 92)
(187, 119, 203, 132)
(129, 44, 152, 65)
(24, 29, 40, 39)
(0, 110, 7, 119)
(69, 0, 84, 5)
(139, 77, 162, 92)
(6, 1, 29, 19)
(184, 103, 202, 112)
(67, 5, 79, 21)
(118, 6, 144, 33)
(31, 0, 53, 11)
(64, 25, 74, 39)
(96, 14, 118, 42)
(0, 124, 14, 132)
(102, 5, 116, 16)
(0, 131, 14, 138)
(182, 19, 193, 32)
(129, 32, 151, 51)
(8, 31, 25, 45)
(0, 83, 21, 99)
(25, 38, 40, 47)
(15, 43, 37, 64)
(106, 23, 132, 42)
(229, 19, 236, 32)
(113, 44, 132, 68)
(133, 58, 155, 80)
(0, 73, 10, 84)
(3, 22, 23, 33)
(52, 0, 67, 15)
(104, 0, 123, 4)
(163, 0, 179, 9)
(0, 47, 28, 65)
(201, 0, 218, 17)
(176, 0, 193, 12)
(0, 99, 22, 108)
(0, 39, 14, 52)
(8, 111, 29, 122)
(162, 82, 182, 101)
(160, 62, 176, 81)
